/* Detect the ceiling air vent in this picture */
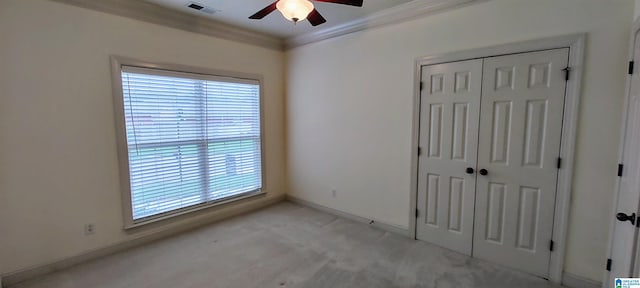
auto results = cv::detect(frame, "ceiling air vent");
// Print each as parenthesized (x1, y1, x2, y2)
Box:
(186, 2, 217, 14)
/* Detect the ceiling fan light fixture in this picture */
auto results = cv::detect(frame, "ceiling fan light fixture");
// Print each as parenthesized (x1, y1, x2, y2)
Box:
(276, 0, 314, 23)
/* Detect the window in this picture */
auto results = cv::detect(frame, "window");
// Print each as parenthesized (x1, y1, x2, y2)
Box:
(113, 61, 263, 227)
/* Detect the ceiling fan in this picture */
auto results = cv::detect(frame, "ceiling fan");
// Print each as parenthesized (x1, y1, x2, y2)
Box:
(249, 0, 364, 27)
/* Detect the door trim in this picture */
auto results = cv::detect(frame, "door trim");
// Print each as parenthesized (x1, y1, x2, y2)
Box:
(603, 18, 640, 288)
(409, 34, 586, 284)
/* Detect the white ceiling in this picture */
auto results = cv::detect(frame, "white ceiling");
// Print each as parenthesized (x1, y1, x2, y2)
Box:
(143, 0, 415, 38)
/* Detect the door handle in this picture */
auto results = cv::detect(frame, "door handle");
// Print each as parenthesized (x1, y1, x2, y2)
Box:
(466, 167, 475, 174)
(616, 212, 636, 226)
(479, 169, 488, 176)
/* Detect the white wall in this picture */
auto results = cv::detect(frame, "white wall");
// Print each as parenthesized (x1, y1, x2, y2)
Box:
(636, 0, 640, 21)
(287, 0, 632, 281)
(0, 0, 285, 275)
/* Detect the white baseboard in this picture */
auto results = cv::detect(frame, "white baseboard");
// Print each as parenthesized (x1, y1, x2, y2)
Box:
(2, 194, 285, 287)
(562, 272, 601, 288)
(285, 195, 410, 237)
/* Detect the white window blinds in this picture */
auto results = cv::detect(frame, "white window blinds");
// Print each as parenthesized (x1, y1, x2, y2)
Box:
(120, 66, 262, 221)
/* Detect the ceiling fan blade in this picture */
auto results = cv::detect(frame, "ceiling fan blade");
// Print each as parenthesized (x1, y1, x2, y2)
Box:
(307, 9, 327, 26)
(249, 1, 279, 19)
(314, 0, 364, 7)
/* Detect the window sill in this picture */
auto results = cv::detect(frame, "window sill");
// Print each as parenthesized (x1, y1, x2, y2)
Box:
(123, 190, 266, 230)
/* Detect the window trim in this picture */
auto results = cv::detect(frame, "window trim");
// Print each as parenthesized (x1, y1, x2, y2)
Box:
(110, 56, 266, 229)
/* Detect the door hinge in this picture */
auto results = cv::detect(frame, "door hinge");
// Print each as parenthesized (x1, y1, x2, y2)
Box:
(418, 147, 422, 156)
(420, 81, 424, 91)
(557, 157, 562, 169)
(618, 164, 624, 177)
(629, 61, 635, 75)
(549, 240, 554, 252)
(606, 258, 612, 271)
(415, 209, 419, 218)
(563, 67, 571, 81)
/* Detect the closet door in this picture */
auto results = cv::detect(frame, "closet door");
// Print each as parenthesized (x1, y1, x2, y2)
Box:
(473, 48, 569, 277)
(416, 59, 482, 255)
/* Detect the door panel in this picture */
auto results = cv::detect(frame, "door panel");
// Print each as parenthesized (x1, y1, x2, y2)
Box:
(452, 103, 469, 160)
(449, 177, 464, 232)
(416, 59, 482, 255)
(517, 186, 540, 251)
(486, 182, 506, 243)
(473, 48, 569, 278)
(426, 174, 439, 225)
(428, 104, 443, 157)
(523, 100, 548, 167)
(490, 101, 512, 164)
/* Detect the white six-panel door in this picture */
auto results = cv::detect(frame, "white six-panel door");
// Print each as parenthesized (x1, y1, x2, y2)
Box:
(472, 48, 569, 277)
(417, 48, 569, 277)
(416, 59, 482, 255)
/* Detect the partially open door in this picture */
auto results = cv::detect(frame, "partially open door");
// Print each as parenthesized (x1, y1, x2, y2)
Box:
(605, 22, 640, 286)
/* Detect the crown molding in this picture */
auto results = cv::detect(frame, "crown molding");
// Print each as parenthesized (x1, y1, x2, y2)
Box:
(285, 0, 489, 49)
(48, 0, 285, 51)
(47, 0, 488, 52)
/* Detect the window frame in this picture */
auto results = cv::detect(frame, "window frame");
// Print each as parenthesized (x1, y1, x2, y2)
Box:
(110, 56, 266, 229)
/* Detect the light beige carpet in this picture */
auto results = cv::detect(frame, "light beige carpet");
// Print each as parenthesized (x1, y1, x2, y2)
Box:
(11, 202, 562, 288)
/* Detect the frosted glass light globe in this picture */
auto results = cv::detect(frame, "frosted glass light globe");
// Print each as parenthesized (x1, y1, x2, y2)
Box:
(276, 0, 314, 23)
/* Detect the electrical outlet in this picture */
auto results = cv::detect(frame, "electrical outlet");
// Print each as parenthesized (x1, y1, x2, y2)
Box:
(331, 189, 337, 198)
(84, 224, 95, 235)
